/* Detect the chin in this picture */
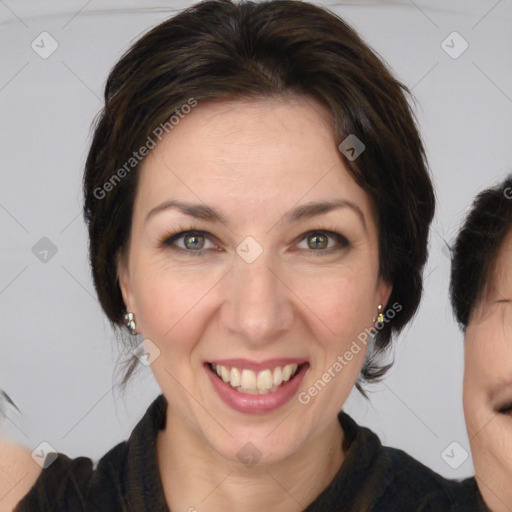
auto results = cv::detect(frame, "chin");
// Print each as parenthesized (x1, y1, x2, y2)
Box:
(204, 416, 309, 466)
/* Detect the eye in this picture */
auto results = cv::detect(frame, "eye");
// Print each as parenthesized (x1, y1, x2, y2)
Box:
(160, 229, 218, 256)
(159, 227, 350, 257)
(498, 402, 512, 416)
(296, 230, 350, 254)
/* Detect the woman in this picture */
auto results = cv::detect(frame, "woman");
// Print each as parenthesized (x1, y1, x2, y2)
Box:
(449, 175, 512, 511)
(1, 0, 466, 510)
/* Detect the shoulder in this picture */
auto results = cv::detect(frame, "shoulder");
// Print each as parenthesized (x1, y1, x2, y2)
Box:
(9, 440, 130, 512)
(4, 395, 168, 512)
(0, 440, 42, 512)
(380, 446, 482, 511)
(382, 445, 449, 488)
(340, 413, 449, 496)
(371, 445, 454, 510)
(436, 476, 488, 512)
(327, 414, 455, 511)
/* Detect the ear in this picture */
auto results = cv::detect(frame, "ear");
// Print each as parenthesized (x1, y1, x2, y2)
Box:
(116, 248, 134, 313)
(377, 278, 393, 311)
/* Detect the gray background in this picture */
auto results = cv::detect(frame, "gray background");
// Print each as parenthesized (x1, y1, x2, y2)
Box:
(1, 0, 511, 481)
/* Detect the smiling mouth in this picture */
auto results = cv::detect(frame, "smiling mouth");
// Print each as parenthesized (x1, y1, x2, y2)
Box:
(207, 362, 307, 395)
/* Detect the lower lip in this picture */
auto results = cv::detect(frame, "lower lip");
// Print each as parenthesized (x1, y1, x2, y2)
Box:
(205, 363, 308, 414)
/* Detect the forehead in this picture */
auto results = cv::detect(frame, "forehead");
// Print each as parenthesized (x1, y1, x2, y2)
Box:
(134, 96, 373, 223)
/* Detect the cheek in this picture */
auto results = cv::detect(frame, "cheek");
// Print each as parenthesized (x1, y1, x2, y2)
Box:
(464, 327, 512, 412)
(463, 361, 493, 442)
(292, 268, 377, 384)
(133, 265, 209, 340)
(303, 267, 377, 335)
(471, 418, 512, 481)
(463, 389, 484, 440)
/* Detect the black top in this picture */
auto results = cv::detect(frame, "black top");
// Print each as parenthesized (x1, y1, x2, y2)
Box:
(442, 478, 489, 512)
(15, 394, 484, 511)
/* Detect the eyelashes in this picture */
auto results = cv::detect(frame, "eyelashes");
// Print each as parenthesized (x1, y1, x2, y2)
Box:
(158, 225, 350, 257)
(160, 229, 218, 256)
(497, 402, 512, 416)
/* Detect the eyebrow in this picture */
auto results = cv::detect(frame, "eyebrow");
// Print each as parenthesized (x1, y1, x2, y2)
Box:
(145, 199, 367, 230)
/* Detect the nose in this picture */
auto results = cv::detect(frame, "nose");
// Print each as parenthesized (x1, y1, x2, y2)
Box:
(219, 250, 295, 347)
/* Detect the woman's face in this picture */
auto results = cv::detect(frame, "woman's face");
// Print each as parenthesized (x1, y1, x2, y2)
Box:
(464, 230, 512, 510)
(118, 96, 391, 465)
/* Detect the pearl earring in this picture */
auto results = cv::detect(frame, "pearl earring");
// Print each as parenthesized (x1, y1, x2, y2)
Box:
(124, 312, 137, 335)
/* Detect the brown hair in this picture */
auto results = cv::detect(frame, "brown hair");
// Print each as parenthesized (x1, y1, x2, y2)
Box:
(83, 0, 435, 396)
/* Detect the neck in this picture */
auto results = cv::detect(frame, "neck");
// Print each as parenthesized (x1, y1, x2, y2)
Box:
(156, 408, 346, 512)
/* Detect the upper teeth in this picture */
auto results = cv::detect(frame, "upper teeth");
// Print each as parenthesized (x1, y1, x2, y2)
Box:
(211, 363, 299, 394)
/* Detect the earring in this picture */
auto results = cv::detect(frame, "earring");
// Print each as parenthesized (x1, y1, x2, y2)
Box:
(124, 312, 137, 335)
(376, 305, 384, 323)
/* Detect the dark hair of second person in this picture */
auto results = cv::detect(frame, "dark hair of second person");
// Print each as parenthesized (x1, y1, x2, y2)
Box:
(450, 174, 512, 512)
